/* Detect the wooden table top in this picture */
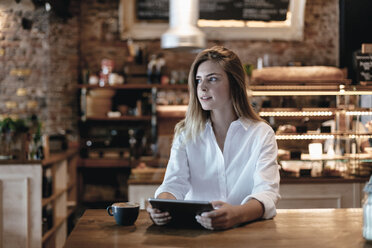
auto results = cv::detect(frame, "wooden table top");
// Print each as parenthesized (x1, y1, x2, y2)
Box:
(65, 208, 371, 248)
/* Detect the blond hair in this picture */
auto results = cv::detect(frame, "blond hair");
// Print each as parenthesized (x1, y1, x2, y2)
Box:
(175, 46, 262, 142)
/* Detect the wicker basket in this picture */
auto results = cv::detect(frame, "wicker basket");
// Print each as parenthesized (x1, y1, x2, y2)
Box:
(86, 95, 112, 117)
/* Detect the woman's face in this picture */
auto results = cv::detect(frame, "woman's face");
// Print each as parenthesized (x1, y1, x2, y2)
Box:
(196, 60, 232, 112)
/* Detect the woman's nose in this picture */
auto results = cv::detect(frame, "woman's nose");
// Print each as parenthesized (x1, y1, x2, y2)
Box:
(199, 79, 207, 91)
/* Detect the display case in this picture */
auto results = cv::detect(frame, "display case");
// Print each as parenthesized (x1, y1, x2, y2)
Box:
(250, 83, 372, 179)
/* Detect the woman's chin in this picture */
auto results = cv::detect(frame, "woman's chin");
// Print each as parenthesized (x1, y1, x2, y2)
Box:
(201, 105, 212, 111)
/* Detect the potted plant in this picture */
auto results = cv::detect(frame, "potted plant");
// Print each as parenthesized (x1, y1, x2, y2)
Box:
(0, 115, 42, 160)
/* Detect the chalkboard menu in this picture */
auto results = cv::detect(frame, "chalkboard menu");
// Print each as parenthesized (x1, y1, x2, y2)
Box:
(199, 0, 243, 20)
(356, 53, 372, 82)
(136, 0, 169, 20)
(200, 0, 290, 21)
(135, 0, 290, 22)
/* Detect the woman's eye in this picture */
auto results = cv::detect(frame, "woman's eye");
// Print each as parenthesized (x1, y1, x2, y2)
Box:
(195, 78, 202, 84)
(209, 77, 217, 82)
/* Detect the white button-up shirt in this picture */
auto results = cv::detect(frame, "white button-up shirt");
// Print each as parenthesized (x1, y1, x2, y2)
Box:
(155, 117, 280, 219)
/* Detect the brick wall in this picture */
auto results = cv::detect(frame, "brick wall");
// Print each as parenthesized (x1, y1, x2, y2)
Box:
(46, 2, 79, 136)
(0, 0, 79, 137)
(79, 0, 339, 73)
(0, 0, 339, 138)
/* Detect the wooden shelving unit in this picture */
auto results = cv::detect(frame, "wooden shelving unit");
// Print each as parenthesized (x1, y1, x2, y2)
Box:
(42, 148, 79, 248)
(78, 158, 131, 168)
(85, 115, 152, 121)
(0, 147, 78, 248)
(77, 81, 189, 206)
(77, 84, 188, 90)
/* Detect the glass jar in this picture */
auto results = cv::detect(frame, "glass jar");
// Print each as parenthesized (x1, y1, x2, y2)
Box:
(363, 176, 372, 240)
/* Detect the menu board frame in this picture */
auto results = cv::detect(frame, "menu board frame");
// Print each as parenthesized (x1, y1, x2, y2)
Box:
(119, 0, 306, 41)
(135, 0, 290, 22)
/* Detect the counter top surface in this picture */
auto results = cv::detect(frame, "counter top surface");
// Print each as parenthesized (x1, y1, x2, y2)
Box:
(0, 147, 78, 166)
(280, 176, 369, 184)
(128, 175, 369, 185)
(65, 208, 369, 248)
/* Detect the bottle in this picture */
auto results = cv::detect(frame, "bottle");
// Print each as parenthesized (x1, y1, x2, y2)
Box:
(363, 176, 372, 240)
(128, 129, 137, 160)
(42, 168, 53, 198)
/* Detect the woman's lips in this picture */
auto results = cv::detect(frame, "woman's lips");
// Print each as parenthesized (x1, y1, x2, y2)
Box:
(200, 96, 212, 100)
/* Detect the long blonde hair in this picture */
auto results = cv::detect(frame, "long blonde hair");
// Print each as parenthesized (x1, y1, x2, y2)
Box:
(175, 46, 262, 142)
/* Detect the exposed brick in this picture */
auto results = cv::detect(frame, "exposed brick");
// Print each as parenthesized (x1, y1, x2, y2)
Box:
(0, 0, 339, 139)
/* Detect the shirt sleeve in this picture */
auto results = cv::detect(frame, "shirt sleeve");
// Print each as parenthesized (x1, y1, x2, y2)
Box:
(154, 133, 191, 199)
(241, 127, 281, 219)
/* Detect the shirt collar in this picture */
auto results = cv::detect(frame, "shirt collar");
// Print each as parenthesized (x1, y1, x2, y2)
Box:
(237, 117, 251, 131)
(206, 117, 251, 131)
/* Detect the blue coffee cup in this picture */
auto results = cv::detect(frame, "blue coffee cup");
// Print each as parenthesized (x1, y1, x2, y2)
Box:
(107, 202, 139, 225)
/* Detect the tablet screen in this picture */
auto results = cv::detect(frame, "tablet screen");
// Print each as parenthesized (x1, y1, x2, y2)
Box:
(148, 198, 214, 227)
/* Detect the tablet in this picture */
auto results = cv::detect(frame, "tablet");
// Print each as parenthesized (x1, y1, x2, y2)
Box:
(148, 198, 214, 226)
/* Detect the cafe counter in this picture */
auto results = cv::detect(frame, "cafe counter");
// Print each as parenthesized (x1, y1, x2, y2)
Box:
(128, 168, 368, 209)
(65, 208, 369, 248)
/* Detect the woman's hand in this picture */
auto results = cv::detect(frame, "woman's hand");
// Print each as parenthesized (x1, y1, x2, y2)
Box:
(146, 205, 172, 226)
(195, 199, 264, 230)
(146, 192, 176, 226)
(195, 201, 239, 230)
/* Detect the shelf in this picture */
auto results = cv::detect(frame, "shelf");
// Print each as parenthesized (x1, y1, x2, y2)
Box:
(250, 79, 352, 86)
(280, 154, 347, 161)
(251, 90, 372, 96)
(78, 84, 152, 89)
(42, 188, 66, 207)
(78, 84, 372, 95)
(42, 148, 79, 166)
(249, 84, 372, 96)
(280, 176, 369, 184)
(78, 158, 132, 168)
(276, 134, 335, 140)
(279, 154, 372, 164)
(77, 84, 188, 90)
(157, 105, 187, 118)
(67, 181, 76, 191)
(85, 115, 152, 121)
(259, 108, 372, 117)
(261, 115, 334, 121)
(275, 133, 372, 140)
(81, 199, 124, 206)
(42, 217, 66, 243)
(78, 157, 168, 168)
(134, 156, 169, 166)
(156, 84, 188, 90)
(67, 206, 76, 217)
(40, 148, 79, 248)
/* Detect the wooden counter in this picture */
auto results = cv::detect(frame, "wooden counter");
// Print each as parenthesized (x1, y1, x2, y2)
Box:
(0, 147, 79, 166)
(128, 174, 369, 209)
(0, 147, 79, 248)
(280, 176, 369, 184)
(128, 175, 369, 185)
(65, 208, 369, 248)
(128, 166, 369, 185)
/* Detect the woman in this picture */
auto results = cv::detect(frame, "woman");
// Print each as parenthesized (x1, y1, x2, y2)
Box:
(147, 46, 280, 230)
